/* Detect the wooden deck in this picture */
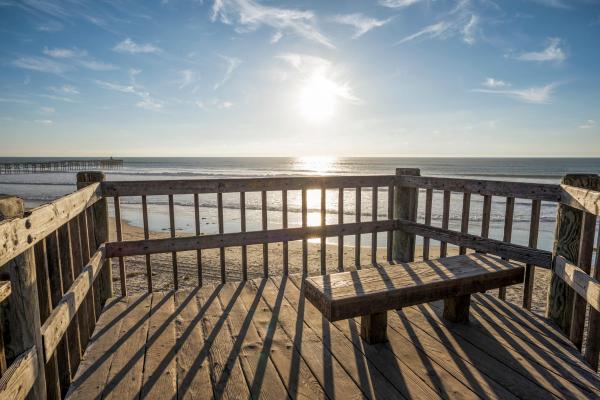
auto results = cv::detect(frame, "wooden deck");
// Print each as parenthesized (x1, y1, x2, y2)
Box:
(66, 276, 600, 400)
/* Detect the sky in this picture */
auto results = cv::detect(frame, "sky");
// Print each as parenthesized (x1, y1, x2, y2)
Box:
(1, 0, 599, 157)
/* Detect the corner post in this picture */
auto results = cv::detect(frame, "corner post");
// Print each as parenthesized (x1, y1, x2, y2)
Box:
(0, 196, 47, 399)
(76, 171, 113, 303)
(546, 174, 599, 335)
(393, 168, 420, 263)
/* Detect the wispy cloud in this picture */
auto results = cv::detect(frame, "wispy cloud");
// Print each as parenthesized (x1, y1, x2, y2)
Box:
(49, 85, 80, 95)
(528, 0, 571, 9)
(40, 106, 55, 114)
(196, 99, 235, 110)
(177, 69, 195, 89)
(211, 0, 334, 48)
(34, 119, 54, 125)
(37, 20, 63, 32)
(331, 13, 391, 38)
(136, 98, 163, 111)
(96, 78, 164, 111)
(378, 0, 422, 8)
(96, 80, 136, 93)
(12, 56, 69, 74)
(43, 47, 86, 58)
(473, 81, 559, 104)
(482, 78, 509, 88)
(515, 38, 566, 62)
(113, 38, 161, 54)
(578, 119, 596, 129)
(214, 55, 241, 90)
(42, 47, 117, 70)
(462, 14, 478, 45)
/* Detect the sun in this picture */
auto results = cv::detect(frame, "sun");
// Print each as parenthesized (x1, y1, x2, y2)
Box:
(297, 72, 338, 122)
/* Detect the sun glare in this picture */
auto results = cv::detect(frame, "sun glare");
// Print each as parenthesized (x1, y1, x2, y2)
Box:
(297, 72, 338, 122)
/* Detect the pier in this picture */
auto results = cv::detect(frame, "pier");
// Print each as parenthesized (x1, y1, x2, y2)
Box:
(0, 158, 123, 174)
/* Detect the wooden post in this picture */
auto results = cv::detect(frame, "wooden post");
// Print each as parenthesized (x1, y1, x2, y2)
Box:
(360, 311, 387, 344)
(443, 295, 471, 323)
(546, 174, 599, 335)
(0, 196, 47, 399)
(392, 168, 420, 263)
(76, 172, 113, 303)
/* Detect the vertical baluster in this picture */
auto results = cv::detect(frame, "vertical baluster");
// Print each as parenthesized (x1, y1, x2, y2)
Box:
(218, 192, 226, 283)
(142, 195, 153, 292)
(240, 192, 247, 281)
(371, 186, 378, 265)
(68, 219, 90, 350)
(387, 184, 393, 263)
(459, 192, 471, 255)
(440, 190, 451, 258)
(302, 188, 308, 275)
(168, 194, 178, 289)
(262, 190, 268, 277)
(481, 194, 492, 239)
(113, 196, 127, 296)
(499, 197, 515, 300)
(423, 189, 433, 260)
(78, 212, 97, 332)
(85, 207, 101, 317)
(569, 209, 595, 350)
(282, 190, 289, 275)
(355, 187, 362, 269)
(338, 188, 344, 271)
(320, 185, 326, 275)
(583, 223, 600, 370)
(194, 193, 202, 286)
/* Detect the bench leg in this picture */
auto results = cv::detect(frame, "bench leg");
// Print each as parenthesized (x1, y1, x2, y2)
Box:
(443, 295, 471, 323)
(361, 311, 388, 344)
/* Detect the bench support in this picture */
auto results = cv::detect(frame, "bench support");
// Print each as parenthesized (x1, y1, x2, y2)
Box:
(443, 295, 471, 323)
(361, 312, 388, 344)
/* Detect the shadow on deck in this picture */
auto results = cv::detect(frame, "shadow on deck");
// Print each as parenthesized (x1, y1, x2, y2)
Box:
(66, 276, 600, 399)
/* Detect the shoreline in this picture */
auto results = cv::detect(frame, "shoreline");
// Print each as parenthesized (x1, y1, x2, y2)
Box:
(109, 217, 551, 316)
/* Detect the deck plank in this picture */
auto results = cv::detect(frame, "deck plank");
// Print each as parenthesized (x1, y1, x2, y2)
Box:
(217, 282, 289, 399)
(65, 297, 129, 399)
(198, 285, 251, 399)
(101, 293, 152, 400)
(141, 292, 177, 399)
(174, 289, 214, 400)
(236, 279, 327, 399)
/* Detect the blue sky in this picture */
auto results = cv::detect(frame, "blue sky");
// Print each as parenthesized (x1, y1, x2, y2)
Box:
(1, 0, 599, 157)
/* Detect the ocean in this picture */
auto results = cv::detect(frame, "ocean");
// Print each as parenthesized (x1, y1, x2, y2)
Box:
(1, 157, 599, 251)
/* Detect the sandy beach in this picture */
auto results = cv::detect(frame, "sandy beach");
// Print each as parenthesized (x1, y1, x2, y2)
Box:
(109, 217, 551, 316)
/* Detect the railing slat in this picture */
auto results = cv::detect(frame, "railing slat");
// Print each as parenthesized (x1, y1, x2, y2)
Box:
(282, 190, 289, 275)
(218, 192, 226, 283)
(142, 195, 153, 292)
(481, 194, 492, 239)
(583, 224, 600, 370)
(0, 346, 38, 400)
(113, 197, 126, 296)
(302, 188, 308, 274)
(371, 187, 378, 265)
(321, 186, 326, 274)
(240, 192, 247, 281)
(522, 199, 540, 309)
(386, 184, 393, 263)
(68, 219, 90, 351)
(262, 190, 268, 277)
(168, 194, 178, 289)
(355, 187, 362, 269)
(440, 190, 450, 258)
(459, 192, 471, 255)
(499, 196, 515, 300)
(423, 189, 433, 260)
(193, 193, 202, 286)
(338, 188, 344, 271)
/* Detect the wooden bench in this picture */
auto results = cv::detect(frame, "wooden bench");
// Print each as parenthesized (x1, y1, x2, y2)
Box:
(304, 253, 525, 344)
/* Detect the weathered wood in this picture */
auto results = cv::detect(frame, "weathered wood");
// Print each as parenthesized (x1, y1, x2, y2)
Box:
(583, 223, 600, 370)
(0, 282, 10, 304)
(0, 197, 46, 400)
(112, 197, 126, 296)
(76, 214, 97, 347)
(522, 199, 540, 309)
(86, 208, 101, 319)
(168, 194, 178, 289)
(498, 197, 515, 300)
(239, 192, 247, 281)
(393, 168, 419, 262)
(142, 195, 153, 291)
(443, 295, 471, 323)
(397, 219, 553, 268)
(282, 190, 289, 275)
(0, 184, 101, 266)
(560, 184, 600, 215)
(106, 219, 399, 258)
(398, 175, 563, 202)
(338, 188, 344, 271)
(218, 192, 226, 282)
(192, 194, 202, 286)
(481, 194, 492, 239)
(386, 184, 393, 262)
(0, 347, 38, 400)
(41, 248, 105, 363)
(423, 188, 433, 260)
(67, 219, 90, 352)
(371, 186, 378, 266)
(304, 253, 524, 322)
(261, 190, 268, 277)
(301, 188, 308, 274)
(547, 174, 599, 335)
(360, 311, 387, 344)
(102, 175, 396, 197)
(459, 192, 471, 255)
(320, 187, 326, 274)
(553, 255, 600, 313)
(354, 187, 361, 268)
(440, 190, 450, 257)
(76, 172, 112, 305)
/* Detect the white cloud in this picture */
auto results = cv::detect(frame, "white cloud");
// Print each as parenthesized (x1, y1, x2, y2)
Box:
(528, 0, 570, 9)
(214, 55, 241, 90)
(482, 78, 509, 88)
(578, 119, 596, 129)
(379, 0, 422, 7)
(40, 106, 55, 114)
(13, 56, 68, 74)
(217, 101, 234, 109)
(462, 14, 478, 45)
(37, 20, 63, 32)
(34, 119, 53, 125)
(42, 47, 117, 70)
(78, 60, 117, 71)
(331, 13, 391, 38)
(113, 38, 161, 54)
(42, 47, 85, 58)
(96, 79, 164, 112)
(472, 82, 559, 104)
(271, 31, 283, 44)
(49, 85, 79, 95)
(177, 69, 194, 89)
(136, 98, 163, 111)
(211, 0, 334, 48)
(516, 38, 566, 62)
(196, 99, 234, 110)
(396, 21, 452, 44)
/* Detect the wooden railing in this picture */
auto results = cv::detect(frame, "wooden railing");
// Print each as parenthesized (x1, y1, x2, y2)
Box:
(0, 168, 599, 399)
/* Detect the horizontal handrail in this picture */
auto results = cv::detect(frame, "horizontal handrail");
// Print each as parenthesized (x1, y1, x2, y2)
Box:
(560, 184, 600, 216)
(40, 245, 105, 362)
(0, 183, 102, 266)
(0, 346, 38, 400)
(553, 255, 600, 313)
(101, 175, 397, 197)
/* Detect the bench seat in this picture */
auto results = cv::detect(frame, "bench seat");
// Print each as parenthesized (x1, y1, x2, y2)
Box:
(304, 253, 525, 343)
